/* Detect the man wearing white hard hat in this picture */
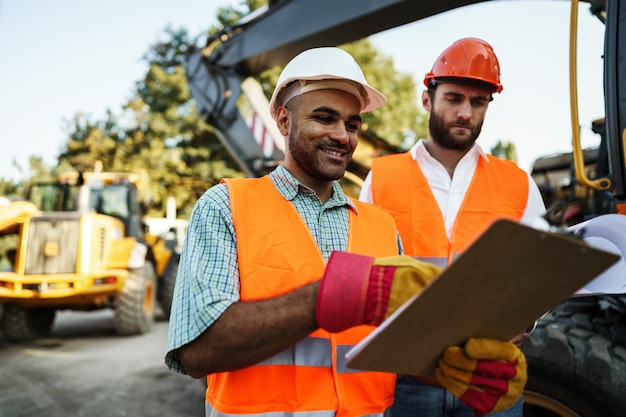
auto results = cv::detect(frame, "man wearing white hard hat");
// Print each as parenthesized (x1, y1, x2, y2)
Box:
(166, 47, 524, 417)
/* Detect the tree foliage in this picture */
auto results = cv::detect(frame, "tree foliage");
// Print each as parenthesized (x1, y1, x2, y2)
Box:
(340, 41, 427, 146)
(0, 179, 21, 200)
(491, 140, 518, 162)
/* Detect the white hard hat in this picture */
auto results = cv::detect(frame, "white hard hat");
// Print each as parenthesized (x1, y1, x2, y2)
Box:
(269, 47, 386, 120)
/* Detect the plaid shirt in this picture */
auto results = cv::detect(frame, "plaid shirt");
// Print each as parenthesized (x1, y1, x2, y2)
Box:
(165, 166, 401, 374)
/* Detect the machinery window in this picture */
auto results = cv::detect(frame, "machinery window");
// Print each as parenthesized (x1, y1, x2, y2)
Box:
(92, 185, 130, 219)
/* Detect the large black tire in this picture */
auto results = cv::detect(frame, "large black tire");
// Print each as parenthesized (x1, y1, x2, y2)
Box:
(114, 262, 157, 336)
(521, 295, 626, 417)
(0, 304, 56, 342)
(157, 253, 179, 320)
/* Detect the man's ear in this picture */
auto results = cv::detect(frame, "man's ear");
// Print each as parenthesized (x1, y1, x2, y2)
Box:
(275, 106, 291, 136)
(421, 90, 431, 112)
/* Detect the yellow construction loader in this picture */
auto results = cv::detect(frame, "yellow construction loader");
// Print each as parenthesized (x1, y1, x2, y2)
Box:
(0, 165, 183, 341)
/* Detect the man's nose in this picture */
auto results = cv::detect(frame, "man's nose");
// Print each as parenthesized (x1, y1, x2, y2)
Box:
(329, 123, 350, 144)
(456, 100, 473, 119)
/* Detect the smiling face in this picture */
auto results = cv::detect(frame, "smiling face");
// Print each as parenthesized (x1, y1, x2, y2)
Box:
(275, 89, 362, 198)
(423, 82, 492, 152)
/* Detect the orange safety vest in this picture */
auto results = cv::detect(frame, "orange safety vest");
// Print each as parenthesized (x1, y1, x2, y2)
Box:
(207, 176, 399, 417)
(371, 152, 528, 266)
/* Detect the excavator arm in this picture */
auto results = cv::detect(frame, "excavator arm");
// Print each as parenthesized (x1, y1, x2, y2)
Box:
(204, 0, 487, 74)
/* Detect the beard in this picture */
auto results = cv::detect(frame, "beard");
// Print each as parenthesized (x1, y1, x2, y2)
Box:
(428, 110, 483, 152)
(287, 128, 350, 183)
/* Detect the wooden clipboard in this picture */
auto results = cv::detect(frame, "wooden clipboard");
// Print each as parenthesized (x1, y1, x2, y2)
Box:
(345, 219, 620, 376)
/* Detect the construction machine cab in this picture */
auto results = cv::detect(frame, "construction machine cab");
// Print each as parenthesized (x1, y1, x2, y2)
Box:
(27, 170, 144, 239)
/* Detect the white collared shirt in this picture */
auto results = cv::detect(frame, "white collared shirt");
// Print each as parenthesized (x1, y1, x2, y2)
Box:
(359, 140, 548, 240)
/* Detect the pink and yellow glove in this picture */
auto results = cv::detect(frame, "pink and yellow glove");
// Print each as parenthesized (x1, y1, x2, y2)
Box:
(436, 337, 528, 417)
(316, 251, 442, 332)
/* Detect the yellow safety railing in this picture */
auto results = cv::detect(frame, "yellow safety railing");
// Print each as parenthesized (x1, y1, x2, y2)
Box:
(569, 0, 611, 190)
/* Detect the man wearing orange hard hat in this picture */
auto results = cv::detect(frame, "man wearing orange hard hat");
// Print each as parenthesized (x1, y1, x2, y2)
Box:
(360, 38, 548, 416)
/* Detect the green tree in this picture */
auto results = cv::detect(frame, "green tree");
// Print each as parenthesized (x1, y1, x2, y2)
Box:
(0, 179, 21, 200)
(215, 0, 265, 27)
(491, 140, 518, 162)
(340, 40, 426, 147)
(62, 111, 120, 173)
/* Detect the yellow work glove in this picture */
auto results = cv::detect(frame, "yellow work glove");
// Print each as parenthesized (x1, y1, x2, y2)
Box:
(436, 337, 527, 417)
(316, 251, 442, 332)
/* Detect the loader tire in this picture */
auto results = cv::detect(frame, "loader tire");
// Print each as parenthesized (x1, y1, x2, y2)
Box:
(0, 304, 56, 342)
(157, 253, 179, 320)
(521, 296, 626, 417)
(114, 262, 156, 336)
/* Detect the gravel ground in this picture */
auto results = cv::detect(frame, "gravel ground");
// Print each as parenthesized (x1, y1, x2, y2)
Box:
(0, 309, 205, 417)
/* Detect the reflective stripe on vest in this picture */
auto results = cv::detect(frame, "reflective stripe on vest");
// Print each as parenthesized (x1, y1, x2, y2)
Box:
(209, 177, 398, 417)
(256, 335, 362, 374)
(412, 256, 449, 269)
(206, 406, 385, 417)
(372, 152, 528, 263)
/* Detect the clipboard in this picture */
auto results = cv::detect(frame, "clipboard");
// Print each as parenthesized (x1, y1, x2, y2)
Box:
(345, 219, 620, 376)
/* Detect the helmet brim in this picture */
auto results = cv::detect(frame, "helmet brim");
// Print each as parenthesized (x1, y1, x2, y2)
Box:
(270, 74, 386, 119)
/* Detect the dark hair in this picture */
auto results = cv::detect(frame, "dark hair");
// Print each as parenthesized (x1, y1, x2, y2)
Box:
(427, 78, 495, 101)
(429, 77, 497, 94)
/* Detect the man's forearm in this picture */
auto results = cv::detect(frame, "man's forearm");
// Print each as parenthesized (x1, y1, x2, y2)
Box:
(179, 281, 320, 378)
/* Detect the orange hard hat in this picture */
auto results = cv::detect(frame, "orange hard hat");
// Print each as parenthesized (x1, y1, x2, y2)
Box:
(423, 38, 503, 93)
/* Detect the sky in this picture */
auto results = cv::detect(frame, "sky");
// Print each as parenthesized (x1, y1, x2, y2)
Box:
(0, 1, 606, 181)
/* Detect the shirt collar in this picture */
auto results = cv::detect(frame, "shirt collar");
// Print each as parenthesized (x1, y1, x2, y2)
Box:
(410, 139, 489, 162)
(269, 165, 357, 211)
